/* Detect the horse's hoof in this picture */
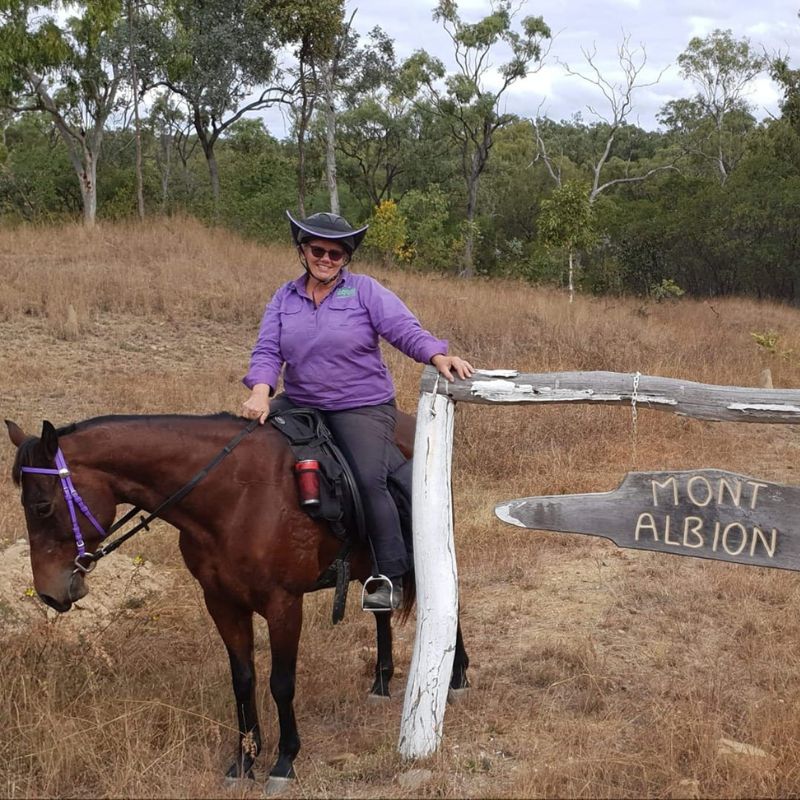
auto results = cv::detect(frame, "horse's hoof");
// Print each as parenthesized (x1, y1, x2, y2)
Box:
(222, 775, 255, 792)
(265, 776, 293, 796)
(367, 692, 391, 704)
(447, 687, 470, 704)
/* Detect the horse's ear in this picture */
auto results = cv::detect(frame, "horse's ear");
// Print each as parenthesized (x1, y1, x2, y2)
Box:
(40, 421, 59, 460)
(5, 420, 27, 448)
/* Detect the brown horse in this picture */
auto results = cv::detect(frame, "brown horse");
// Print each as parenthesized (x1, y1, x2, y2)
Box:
(5, 413, 469, 791)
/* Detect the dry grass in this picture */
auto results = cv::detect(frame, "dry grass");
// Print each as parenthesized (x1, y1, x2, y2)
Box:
(2, 217, 800, 797)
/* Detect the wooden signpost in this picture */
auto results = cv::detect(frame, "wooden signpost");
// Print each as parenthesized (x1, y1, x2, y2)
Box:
(496, 469, 800, 572)
(399, 367, 800, 761)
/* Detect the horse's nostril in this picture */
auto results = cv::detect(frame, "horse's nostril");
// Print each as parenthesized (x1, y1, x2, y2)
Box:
(38, 593, 72, 613)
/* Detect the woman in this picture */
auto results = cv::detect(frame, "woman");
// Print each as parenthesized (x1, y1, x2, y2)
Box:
(242, 210, 474, 610)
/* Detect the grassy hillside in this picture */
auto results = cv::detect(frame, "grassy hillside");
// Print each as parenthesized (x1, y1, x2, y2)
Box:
(2, 218, 800, 798)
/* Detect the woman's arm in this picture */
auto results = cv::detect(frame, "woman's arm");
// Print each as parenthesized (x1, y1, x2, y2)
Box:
(243, 289, 285, 392)
(242, 288, 286, 424)
(362, 277, 475, 381)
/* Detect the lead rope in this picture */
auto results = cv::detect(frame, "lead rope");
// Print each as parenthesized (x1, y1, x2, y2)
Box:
(631, 371, 641, 469)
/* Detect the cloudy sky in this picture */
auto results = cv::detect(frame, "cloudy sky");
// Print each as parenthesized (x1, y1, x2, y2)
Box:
(264, 0, 800, 136)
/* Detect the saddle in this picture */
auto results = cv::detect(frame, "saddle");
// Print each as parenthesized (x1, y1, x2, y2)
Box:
(268, 407, 412, 623)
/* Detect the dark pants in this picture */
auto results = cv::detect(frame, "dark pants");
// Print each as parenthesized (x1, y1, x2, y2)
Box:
(273, 395, 410, 578)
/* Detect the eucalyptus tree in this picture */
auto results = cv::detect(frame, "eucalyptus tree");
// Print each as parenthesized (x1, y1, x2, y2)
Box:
(140, 0, 295, 207)
(772, 9, 800, 137)
(399, 0, 551, 275)
(330, 26, 421, 211)
(658, 29, 765, 184)
(538, 179, 596, 302)
(279, 0, 344, 216)
(145, 90, 196, 211)
(0, 0, 128, 225)
(126, 0, 144, 218)
(773, 56, 800, 132)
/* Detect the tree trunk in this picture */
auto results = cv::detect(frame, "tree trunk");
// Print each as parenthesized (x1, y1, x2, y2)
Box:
(322, 62, 340, 215)
(295, 50, 319, 219)
(462, 152, 483, 278)
(568, 247, 574, 303)
(715, 110, 728, 186)
(194, 110, 220, 212)
(30, 73, 105, 227)
(159, 129, 172, 213)
(208, 149, 220, 210)
(79, 146, 98, 226)
(296, 97, 310, 218)
(128, 0, 145, 220)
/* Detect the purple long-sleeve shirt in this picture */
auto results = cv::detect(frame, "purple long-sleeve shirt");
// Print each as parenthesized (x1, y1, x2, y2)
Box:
(244, 270, 448, 410)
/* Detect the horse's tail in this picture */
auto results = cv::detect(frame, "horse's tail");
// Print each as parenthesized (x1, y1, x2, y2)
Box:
(397, 567, 416, 624)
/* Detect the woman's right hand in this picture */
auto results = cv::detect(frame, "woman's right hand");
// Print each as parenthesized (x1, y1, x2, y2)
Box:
(242, 384, 272, 425)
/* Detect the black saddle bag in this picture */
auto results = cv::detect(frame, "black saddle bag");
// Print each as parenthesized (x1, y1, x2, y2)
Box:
(268, 407, 364, 541)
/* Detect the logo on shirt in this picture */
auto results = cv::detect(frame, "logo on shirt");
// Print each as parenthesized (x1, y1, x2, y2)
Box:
(335, 287, 357, 297)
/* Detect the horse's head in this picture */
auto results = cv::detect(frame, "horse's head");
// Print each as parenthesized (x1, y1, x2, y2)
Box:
(6, 419, 117, 612)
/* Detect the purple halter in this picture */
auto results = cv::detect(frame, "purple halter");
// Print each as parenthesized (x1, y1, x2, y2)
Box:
(20, 448, 107, 559)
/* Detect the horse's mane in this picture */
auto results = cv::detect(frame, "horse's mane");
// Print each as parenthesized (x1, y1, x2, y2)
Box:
(12, 413, 245, 485)
(56, 412, 241, 437)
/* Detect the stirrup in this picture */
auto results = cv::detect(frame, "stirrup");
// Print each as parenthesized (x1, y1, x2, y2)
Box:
(361, 574, 395, 613)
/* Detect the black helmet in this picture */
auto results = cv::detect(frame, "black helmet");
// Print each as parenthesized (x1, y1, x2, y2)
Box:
(286, 210, 369, 254)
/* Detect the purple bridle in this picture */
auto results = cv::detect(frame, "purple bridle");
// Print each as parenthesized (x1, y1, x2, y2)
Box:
(17, 419, 260, 577)
(20, 448, 107, 565)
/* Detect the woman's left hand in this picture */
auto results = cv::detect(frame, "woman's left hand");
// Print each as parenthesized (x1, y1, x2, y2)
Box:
(431, 354, 475, 382)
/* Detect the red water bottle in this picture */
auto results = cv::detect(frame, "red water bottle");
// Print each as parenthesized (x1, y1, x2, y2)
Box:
(294, 460, 321, 508)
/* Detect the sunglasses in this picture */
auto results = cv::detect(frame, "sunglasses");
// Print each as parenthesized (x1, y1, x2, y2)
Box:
(306, 244, 347, 263)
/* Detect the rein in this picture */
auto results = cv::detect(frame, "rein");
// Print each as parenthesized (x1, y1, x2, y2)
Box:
(20, 419, 260, 575)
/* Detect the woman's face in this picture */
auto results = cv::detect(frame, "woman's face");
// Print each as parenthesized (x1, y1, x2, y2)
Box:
(302, 237, 349, 283)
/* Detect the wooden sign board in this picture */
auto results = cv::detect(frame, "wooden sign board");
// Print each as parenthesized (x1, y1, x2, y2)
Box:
(495, 469, 800, 572)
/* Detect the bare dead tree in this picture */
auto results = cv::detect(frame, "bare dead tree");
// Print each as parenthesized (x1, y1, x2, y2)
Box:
(535, 33, 676, 204)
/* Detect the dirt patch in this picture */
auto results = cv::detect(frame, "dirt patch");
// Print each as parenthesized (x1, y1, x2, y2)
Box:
(0, 538, 172, 635)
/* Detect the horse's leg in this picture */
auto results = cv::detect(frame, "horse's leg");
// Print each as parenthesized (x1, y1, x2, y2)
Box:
(203, 593, 261, 780)
(264, 590, 303, 790)
(449, 614, 471, 697)
(369, 610, 394, 699)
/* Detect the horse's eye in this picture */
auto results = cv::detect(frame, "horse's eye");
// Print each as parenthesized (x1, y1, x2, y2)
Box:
(30, 501, 54, 519)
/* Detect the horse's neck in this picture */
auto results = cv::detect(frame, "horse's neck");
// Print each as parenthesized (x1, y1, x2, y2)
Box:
(65, 417, 240, 511)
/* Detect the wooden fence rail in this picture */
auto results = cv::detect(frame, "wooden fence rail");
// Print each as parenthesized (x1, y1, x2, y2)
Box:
(398, 367, 800, 760)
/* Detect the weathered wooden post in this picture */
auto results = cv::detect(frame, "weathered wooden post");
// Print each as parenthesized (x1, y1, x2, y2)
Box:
(398, 367, 457, 759)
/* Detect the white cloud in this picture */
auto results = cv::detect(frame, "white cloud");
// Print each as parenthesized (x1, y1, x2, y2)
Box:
(686, 16, 717, 38)
(256, 0, 797, 136)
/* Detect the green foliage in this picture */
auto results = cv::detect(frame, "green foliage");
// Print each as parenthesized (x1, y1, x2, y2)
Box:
(400, 0, 551, 274)
(751, 330, 780, 353)
(0, 0, 132, 224)
(214, 120, 296, 240)
(772, 53, 800, 133)
(0, 113, 79, 221)
(398, 184, 456, 271)
(677, 29, 766, 99)
(659, 29, 765, 184)
(650, 278, 685, 301)
(538, 180, 595, 252)
(365, 199, 408, 264)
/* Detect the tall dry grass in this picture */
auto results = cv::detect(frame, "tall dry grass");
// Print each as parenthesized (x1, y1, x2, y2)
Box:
(2, 217, 800, 797)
